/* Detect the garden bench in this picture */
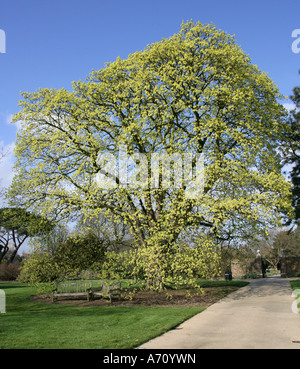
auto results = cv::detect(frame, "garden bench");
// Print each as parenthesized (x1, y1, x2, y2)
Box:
(91, 282, 122, 303)
(52, 280, 93, 302)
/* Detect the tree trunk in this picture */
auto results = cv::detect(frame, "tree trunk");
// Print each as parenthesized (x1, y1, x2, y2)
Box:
(146, 274, 165, 292)
(9, 233, 28, 263)
(0, 244, 9, 263)
(144, 243, 166, 292)
(9, 248, 19, 263)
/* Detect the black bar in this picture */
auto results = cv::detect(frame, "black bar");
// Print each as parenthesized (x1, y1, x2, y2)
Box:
(0, 349, 234, 366)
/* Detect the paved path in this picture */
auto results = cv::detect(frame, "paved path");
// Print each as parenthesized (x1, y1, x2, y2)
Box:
(139, 276, 300, 349)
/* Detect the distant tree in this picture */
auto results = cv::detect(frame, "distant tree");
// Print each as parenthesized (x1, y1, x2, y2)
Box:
(273, 228, 300, 257)
(253, 229, 284, 269)
(281, 75, 300, 228)
(0, 207, 53, 263)
(75, 213, 133, 251)
(28, 223, 70, 256)
(251, 228, 300, 269)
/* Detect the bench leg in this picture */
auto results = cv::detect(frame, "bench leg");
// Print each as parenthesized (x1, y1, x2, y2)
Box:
(87, 290, 94, 301)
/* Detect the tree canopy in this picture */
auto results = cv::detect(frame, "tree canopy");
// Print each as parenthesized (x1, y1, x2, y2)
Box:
(9, 21, 292, 289)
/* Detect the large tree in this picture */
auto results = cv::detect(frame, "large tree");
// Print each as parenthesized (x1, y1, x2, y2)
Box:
(9, 21, 291, 289)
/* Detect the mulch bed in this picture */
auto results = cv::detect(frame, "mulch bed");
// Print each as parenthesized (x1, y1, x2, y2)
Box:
(30, 285, 240, 308)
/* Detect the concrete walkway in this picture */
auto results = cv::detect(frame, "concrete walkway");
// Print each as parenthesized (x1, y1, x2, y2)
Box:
(139, 276, 300, 349)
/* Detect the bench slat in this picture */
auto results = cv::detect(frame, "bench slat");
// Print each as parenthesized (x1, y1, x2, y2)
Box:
(91, 283, 121, 303)
(52, 281, 94, 302)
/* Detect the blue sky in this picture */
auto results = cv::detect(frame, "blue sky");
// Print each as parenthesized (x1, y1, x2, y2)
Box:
(0, 0, 299, 190)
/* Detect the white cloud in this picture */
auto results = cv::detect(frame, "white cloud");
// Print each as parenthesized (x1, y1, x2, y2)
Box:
(0, 141, 16, 201)
(0, 112, 23, 201)
(5, 113, 23, 130)
(283, 102, 297, 112)
(5, 113, 14, 125)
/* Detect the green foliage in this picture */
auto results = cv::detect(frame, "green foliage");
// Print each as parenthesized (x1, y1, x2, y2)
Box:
(8, 21, 292, 289)
(100, 237, 220, 291)
(0, 207, 53, 236)
(18, 252, 60, 284)
(101, 249, 145, 280)
(19, 232, 106, 286)
(167, 240, 220, 281)
(54, 231, 106, 272)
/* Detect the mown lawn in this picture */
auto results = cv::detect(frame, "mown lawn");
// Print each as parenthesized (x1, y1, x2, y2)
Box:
(290, 280, 300, 291)
(0, 281, 247, 349)
(0, 282, 204, 349)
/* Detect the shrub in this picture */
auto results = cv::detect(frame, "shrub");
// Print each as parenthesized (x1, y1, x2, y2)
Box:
(54, 232, 106, 273)
(18, 252, 60, 283)
(0, 262, 21, 281)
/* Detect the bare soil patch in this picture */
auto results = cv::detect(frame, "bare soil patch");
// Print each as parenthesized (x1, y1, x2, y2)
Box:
(30, 285, 240, 307)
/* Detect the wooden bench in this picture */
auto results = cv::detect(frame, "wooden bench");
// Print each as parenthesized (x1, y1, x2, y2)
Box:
(91, 282, 122, 303)
(52, 281, 93, 302)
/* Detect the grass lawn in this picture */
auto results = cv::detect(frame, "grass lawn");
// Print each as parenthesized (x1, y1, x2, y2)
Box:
(290, 280, 300, 291)
(0, 281, 247, 349)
